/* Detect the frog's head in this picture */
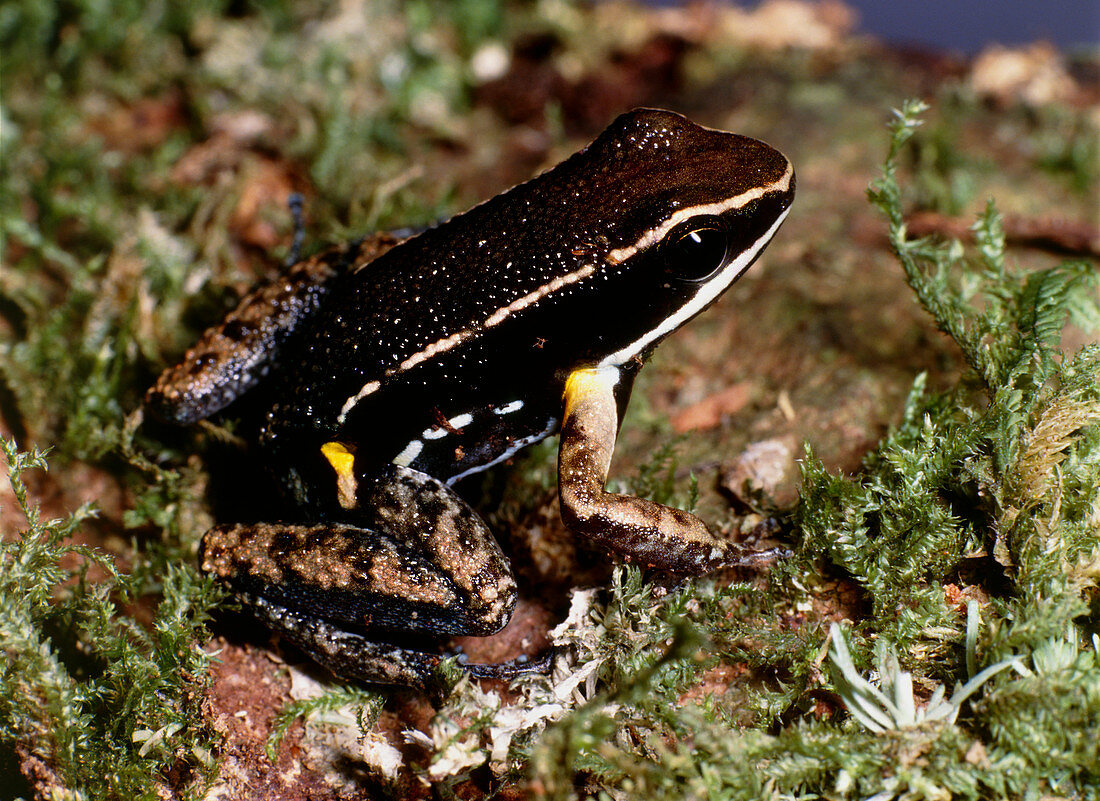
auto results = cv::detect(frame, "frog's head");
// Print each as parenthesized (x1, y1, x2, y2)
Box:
(560, 108, 795, 368)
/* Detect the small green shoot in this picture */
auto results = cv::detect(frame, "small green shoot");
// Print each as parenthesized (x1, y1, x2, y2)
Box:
(828, 604, 1022, 733)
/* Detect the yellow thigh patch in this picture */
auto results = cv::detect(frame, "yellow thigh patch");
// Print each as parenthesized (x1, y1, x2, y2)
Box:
(321, 441, 359, 509)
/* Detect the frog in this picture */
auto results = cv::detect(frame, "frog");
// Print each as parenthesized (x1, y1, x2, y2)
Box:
(146, 108, 795, 691)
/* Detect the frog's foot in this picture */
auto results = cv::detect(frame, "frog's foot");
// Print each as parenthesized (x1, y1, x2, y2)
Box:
(246, 592, 448, 689)
(717, 544, 793, 568)
(559, 367, 773, 574)
(462, 650, 554, 680)
(716, 517, 793, 568)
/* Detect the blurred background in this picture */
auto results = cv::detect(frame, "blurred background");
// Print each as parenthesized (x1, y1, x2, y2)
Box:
(2, 2, 1097, 799)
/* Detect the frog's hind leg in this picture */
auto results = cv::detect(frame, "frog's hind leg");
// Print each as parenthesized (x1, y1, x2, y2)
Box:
(244, 592, 449, 690)
(200, 465, 518, 689)
(245, 593, 549, 692)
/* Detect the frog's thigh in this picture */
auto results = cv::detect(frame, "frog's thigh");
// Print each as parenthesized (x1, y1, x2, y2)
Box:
(352, 464, 518, 635)
(558, 366, 730, 574)
(147, 236, 397, 425)
(202, 478, 516, 639)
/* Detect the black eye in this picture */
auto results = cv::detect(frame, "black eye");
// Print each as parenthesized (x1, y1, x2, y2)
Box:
(661, 217, 729, 282)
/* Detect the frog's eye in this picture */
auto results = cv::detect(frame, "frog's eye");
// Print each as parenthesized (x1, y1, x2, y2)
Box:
(660, 216, 728, 282)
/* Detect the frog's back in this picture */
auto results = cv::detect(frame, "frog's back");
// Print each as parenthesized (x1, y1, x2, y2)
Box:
(273, 109, 791, 449)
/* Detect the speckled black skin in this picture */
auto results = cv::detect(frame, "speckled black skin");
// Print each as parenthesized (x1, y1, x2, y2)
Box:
(262, 110, 792, 504)
(150, 109, 795, 690)
(147, 233, 402, 426)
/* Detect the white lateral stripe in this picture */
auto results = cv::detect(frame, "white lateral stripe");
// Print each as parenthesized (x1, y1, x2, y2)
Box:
(598, 204, 791, 368)
(445, 417, 559, 485)
(421, 410, 480, 440)
(448, 412, 473, 428)
(338, 263, 596, 424)
(605, 163, 794, 265)
(392, 439, 423, 466)
(494, 400, 525, 415)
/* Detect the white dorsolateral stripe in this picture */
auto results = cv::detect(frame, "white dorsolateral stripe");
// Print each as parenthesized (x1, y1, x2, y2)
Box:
(337, 264, 597, 424)
(598, 202, 791, 369)
(604, 162, 794, 265)
(338, 380, 379, 422)
(338, 161, 792, 424)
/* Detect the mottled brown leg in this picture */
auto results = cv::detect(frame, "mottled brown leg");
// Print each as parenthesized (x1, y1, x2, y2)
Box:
(200, 465, 519, 689)
(351, 464, 518, 635)
(202, 465, 517, 639)
(558, 367, 775, 573)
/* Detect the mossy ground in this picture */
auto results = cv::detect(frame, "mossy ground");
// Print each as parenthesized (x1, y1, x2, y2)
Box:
(2, 2, 1098, 799)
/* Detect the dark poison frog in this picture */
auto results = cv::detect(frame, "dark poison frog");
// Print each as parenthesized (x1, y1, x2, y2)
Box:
(147, 109, 795, 690)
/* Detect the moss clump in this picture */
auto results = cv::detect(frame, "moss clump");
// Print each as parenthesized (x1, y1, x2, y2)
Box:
(0, 439, 224, 799)
(425, 100, 1099, 800)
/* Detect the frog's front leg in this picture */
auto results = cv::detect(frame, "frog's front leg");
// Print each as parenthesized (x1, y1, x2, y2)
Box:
(200, 463, 517, 689)
(558, 366, 779, 573)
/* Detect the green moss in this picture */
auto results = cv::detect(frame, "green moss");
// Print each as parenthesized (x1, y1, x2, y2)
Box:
(0, 439, 224, 799)
(508, 101, 1099, 799)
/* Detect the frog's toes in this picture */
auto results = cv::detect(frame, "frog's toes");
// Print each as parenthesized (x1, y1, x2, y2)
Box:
(463, 650, 554, 680)
(717, 543, 794, 569)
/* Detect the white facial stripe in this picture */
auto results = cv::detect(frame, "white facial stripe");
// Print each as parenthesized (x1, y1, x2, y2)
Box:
(338, 264, 597, 424)
(598, 203, 791, 368)
(605, 163, 794, 265)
